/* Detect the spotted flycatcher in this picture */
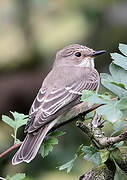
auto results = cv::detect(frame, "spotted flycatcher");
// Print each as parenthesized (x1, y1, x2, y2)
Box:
(12, 44, 105, 164)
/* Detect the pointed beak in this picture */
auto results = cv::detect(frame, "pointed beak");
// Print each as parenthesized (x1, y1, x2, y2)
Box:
(91, 50, 106, 57)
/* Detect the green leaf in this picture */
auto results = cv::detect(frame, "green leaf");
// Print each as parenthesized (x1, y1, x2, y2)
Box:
(39, 137, 58, 158)
(110, 82, 127, 90)
(58, 144, 84, 173)
(101, 63, 127, 97)
(114, 161, 127, 180)
(111, 53, 127, 71)
(114, 141, 124, 148)
(100, 150, 109, 163)
(81, 90, 111, 104)
(58, 158, 75, 173)
(2, 115, 15, 128)
(2, 112, 28, 130)
(48, 130, 66, 137)
(119, 43, 127, 57)
(111, 120, 127, 136)
(81, 90, 95, 102)
(96, 102, 122, 123)
(100, 73, 113, 81)
(82, 89, 124, 123)
(6, 173, 25, 180)
(101, 74, 123, 98)
(110, 147, 123, 164)
(76, 144, 84, 157)
(82, 146, 102, 165)
(2, 112, 28, 144)
(10, 111, 28, 129)
(117, 96, 127, 110)
(109, 63, 127, 89)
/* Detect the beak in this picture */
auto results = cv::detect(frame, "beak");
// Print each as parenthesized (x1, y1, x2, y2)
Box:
(91, 50, 106, 57)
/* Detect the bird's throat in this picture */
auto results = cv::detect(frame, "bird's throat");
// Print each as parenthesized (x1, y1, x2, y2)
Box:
(78, 58, 95, 68)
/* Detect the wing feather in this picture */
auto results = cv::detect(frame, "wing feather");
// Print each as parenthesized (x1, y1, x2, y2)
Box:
(25, 68, 99, 133)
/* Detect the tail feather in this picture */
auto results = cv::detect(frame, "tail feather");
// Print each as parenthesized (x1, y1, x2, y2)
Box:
(12, 119, 57, 165)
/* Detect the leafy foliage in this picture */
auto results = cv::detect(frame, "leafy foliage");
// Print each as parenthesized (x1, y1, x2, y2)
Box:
(2, 112, 28, 144)
(59, 158, 76, 173)
(111, 120, 127, 136)
(110, 147, 127, 180)
(80, 43, 127, 178)
(2, 111, 65, 158)
(39, 137, 58, 158)
(39, 130, 65, 158)
(101, 44, 127, 98)
(1, 173, 26, 180)
(58, 144, 83, 173)
(81, 43, 127, 125)
(81, 90, 123, 122)
(82, 146, 102, 165)
(59, 144, 110, 173)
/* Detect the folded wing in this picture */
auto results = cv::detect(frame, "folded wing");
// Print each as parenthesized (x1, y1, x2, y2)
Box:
(25, 69, 99, 133)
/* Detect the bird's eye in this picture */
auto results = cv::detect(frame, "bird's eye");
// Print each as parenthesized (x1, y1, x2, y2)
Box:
(75, 52, 81, 57)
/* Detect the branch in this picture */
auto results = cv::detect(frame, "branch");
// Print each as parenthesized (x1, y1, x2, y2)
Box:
(76, 121, 93, 139)
(76, 121, 100, 148)
(50, 103, 102, 132)
(97, 131, 127, 146)
(0, 143, 22, 159)
(0, 102, 101, 159)
(76, 120, 127, 147)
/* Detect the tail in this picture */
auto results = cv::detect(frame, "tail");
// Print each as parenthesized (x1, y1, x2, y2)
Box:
(12, 119, 57, 165)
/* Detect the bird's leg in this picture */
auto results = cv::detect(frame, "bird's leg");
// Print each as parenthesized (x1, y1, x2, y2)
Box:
(89, 112, 103, 128)
(89, 112, 105, 139)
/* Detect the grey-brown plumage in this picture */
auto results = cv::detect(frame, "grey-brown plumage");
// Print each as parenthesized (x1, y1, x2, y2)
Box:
(12, 44, 105, 165)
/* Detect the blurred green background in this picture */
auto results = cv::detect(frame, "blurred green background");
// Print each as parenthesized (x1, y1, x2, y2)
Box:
(0, 0, 127, 179)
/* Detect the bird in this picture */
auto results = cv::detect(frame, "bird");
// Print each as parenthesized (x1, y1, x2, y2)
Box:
(12, 44, 105, 165)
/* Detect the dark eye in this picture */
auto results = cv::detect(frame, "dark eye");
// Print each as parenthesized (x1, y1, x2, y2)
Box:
(75, 52, 81, 57)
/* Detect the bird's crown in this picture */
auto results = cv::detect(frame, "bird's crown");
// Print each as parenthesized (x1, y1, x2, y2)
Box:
(59, 44, 89, 57)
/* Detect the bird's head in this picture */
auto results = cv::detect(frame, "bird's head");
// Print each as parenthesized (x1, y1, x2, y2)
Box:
(54, 44, 106, 68)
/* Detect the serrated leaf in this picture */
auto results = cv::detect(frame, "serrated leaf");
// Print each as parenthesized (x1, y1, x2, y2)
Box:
(2, 115, 15, 128)
(82, 89, 124, 123)
(2, 112, 28, 144)
(111, 53, 127, 71)
(49, 130, 66, 137)
(96, 102, 122, 123)
(10, 111, 28, 129)
(119, 43, 127, 56)
(81, 90, 111, 104)
(58, 144, 84, 173)
(111, 120, 127, 136)
(6, 173, 25, 180)
(82, 146, 102, 165)
(39, 137, 58, 158)
(58, 158, 75, 173)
